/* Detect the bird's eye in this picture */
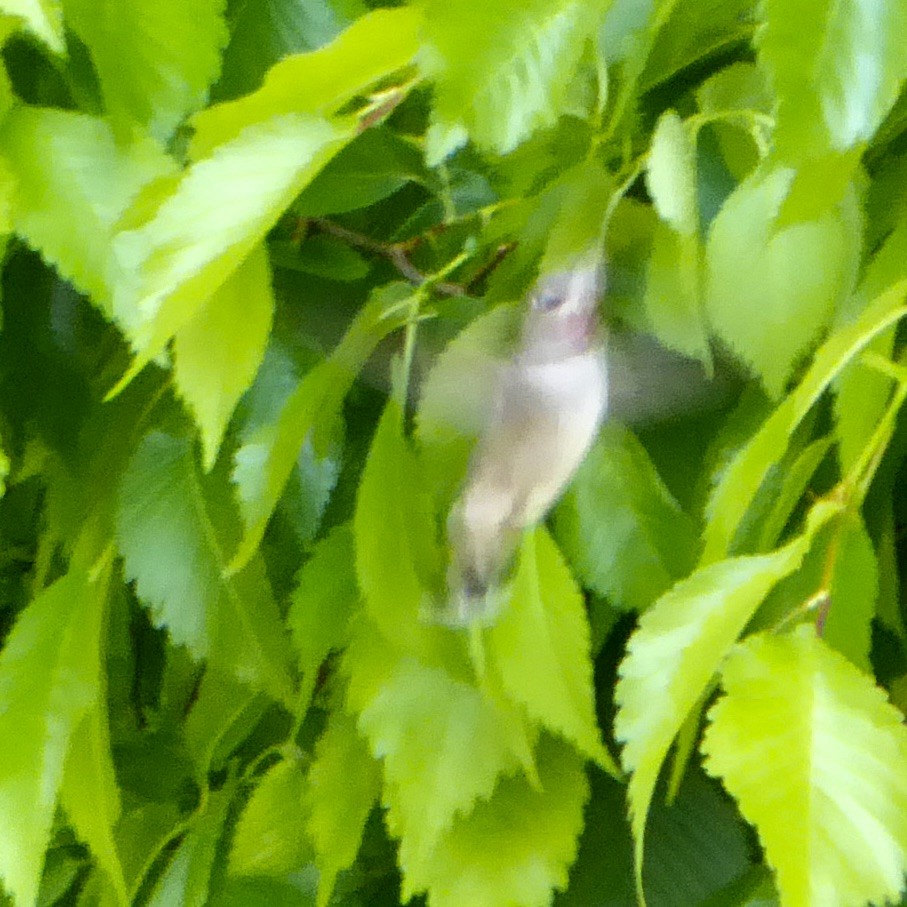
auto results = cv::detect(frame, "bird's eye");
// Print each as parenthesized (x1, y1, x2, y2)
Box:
(533, 290, 563, 311)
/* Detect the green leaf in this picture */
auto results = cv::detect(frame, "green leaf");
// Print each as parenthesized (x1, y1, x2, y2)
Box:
(641, 111, 711, 361)
(705, 166, 857, 397)
(554, 424, 698, 612)
(758, 0, 907, 161)
(644, 768, 754, 907)
(231, 284, 405, 572)
(190, 7, 422, 158)
(270, 235, 370, 281)
(306, 710, 380, 907)
(614, 500, 839, 898)
(0, 567, 105, 907)
(643, 0, 756, 92)
(755, 435, 833, 552)
(647, 110, 698, 234)
(173, 243, 274, 472)
(215, 0, 357, 100)
(146, 779, 237, 907)
(703, 280, 907, 563)
(344, 618, 536, 871)
(643, 224, 711, 373)
(354, 397, 443, 648)
(823, 514, 877, 673)
(0, 0, 63, 52)
(420, 0, 604, 162)
(703, 627, 907, 907)
(229, 758, 313, 877)
(62, 0, 228, 141)
(111, 114, 354, 386)
(61, 704, 127, 903)
(295, 126, 422, 217)
(116, 432, 295, 704)
(287, 523, 359, 712)
(232, 343, 341, 553)
(113, 803, 183, 899)
(0, 106, 176, 308)
(184, 669, 266, 775)
(488, 528, 616, 772)
(401, 736, 588, 907)
(210, 876, 318, 907)
(834, 220, 907, 472)
(696, 62, 772, 117)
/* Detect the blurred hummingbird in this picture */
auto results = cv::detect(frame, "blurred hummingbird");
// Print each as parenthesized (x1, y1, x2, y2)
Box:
(443, 258, 608, 624)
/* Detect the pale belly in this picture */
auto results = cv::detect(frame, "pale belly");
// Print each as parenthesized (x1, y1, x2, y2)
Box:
(463, 348, 608, 529)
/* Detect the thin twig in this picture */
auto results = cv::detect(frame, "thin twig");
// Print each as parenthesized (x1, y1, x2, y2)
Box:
(308, 217, 468, 296)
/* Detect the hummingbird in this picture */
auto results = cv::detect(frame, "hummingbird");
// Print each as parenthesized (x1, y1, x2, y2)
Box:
(443, 259, 608, 624)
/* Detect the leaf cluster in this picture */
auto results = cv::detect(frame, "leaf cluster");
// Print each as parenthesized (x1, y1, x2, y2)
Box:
(0, 1, 905, 906)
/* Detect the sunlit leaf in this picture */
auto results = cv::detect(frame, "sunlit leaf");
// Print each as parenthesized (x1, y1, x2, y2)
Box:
(759, 0, 907, 160)
(643, 224, 710, 362)
(420, 0, 604, 162)
(344, 617, 536, 870)
(173, 244, 274, 472)
(61, 703, 127, 902)
(354, 396, 444, 648)
(489, 528, 617, 772)
(0, 106, 175, 308)
(703, 628, 907, 907)
(62, 0, 228, 141)
(111, 114, 354, 385)
(402, 736, 588, 907)
(0, 0, 62, 51)
(642, 110, 711, 361)
(229, 758, 312, 878)
(647, 110, 697, 234)
(190, 6, 422, 158)
(703, 280, 907, 563)
(287, 523, 358, 712)
(615, 501, 839, 895)
(306, 709, 380, 907)
(0, 567, 105, 907)
(705, 166, 857, 397)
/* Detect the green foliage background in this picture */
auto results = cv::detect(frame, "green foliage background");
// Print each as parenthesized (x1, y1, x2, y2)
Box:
(0, 0, 905, 905)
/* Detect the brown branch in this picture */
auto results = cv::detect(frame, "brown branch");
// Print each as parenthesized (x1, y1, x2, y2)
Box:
(307, 218, 466, 296)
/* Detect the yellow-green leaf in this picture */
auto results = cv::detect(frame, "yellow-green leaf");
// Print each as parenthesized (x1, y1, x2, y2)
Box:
(190, 6, 422, 158)
(705, 166, 856, 398)
(111, 114, 353, 387)
(0, 106, 176, 309)
(703, 280, 907, 563)
(173, 244, 274, 472)
(63, 0, 228, 141)
(703, 627, 907, 907)
(401, 735, 588, 907)
(488, 528, 617, 773)
(229, 758, 312, 878)
(615, 500, 839, 898)
(0, 0, 62, 51)
(0, 568, 105, 907)
(306, 710, 380, 907)
(344, 618, 535, 869)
